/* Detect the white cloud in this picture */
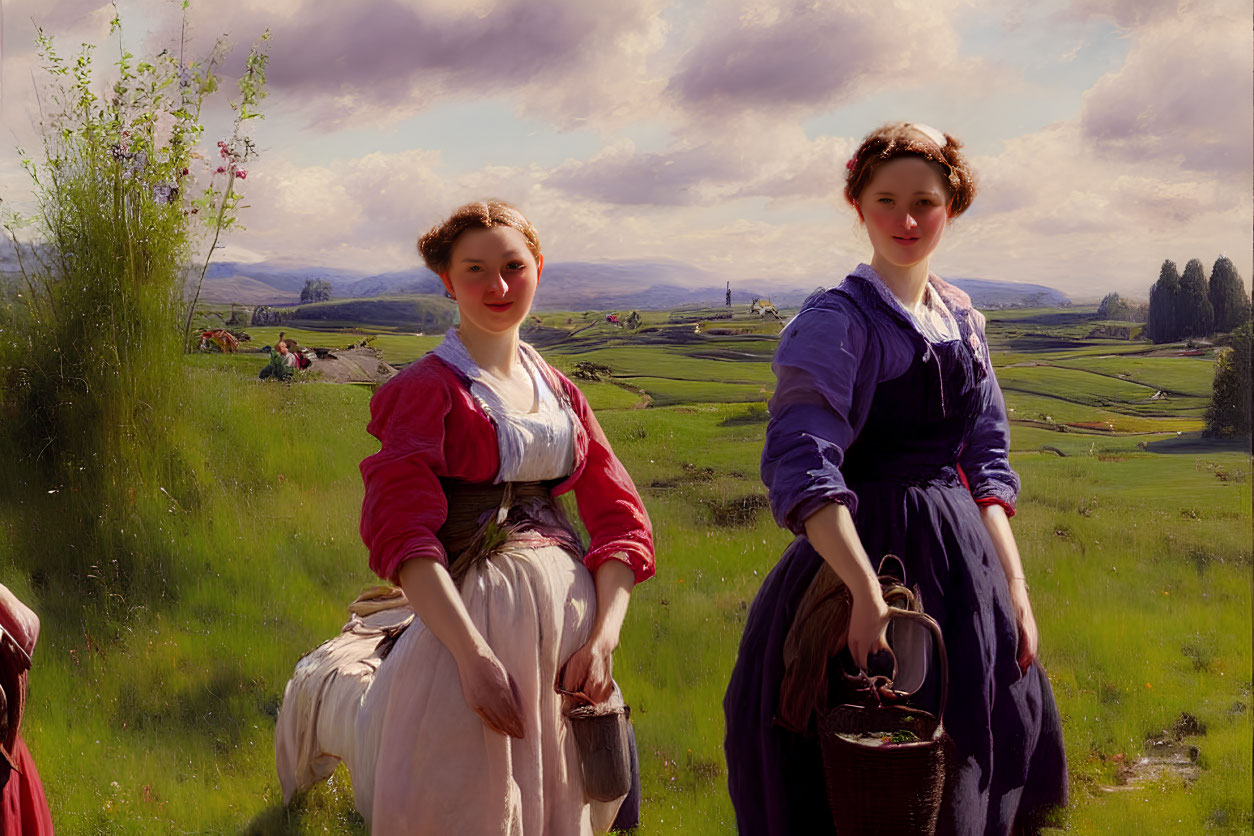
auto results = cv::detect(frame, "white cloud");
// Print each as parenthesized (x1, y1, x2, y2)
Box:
(668, 0, 969, 118)
(1, 0, 1249, 302)
(1077, 4, 1251, 174)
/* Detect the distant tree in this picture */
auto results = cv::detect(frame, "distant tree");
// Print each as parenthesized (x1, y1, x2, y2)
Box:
(1147, 259, 1181, 343)
(1208, 256, 1251, 334)
(1096, 292, 1149, 323)
(1204, 322, 1251, 437)
(1177, 258, 1214, 337)
(625, 310, 642, 329)
(251, 305, 286, 326)
(300, 278, 332, 303)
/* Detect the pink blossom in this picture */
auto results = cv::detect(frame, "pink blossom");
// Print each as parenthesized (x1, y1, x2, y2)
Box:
(215, 166, 227, 174)
(235, 170, 247, 180)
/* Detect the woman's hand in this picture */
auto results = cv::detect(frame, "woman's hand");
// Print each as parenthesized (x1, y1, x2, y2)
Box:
(560, 636, 615, 705)
(561, 558, 634, 705)
(1009, 579, 1038, 674)
(847, 589, 891, 673)
(457, 648, 526, 738)
(395, 558, 525, 737)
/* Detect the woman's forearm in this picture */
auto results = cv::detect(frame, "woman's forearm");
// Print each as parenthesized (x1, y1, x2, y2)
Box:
(978, 504, 1027, 589)
(804, 502, 889, 669)
(802, 502, 881, 602)
(396, 557, 490, 664)
(588, 558, 635, 650)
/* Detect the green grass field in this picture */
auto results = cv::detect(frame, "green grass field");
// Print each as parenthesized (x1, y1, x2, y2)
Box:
(2, 305, 1250, 834)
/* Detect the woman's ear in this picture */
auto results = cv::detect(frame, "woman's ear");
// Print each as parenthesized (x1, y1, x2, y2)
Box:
(853, 200, 864, 223)
(535, 253, 544, 282)
(439, 272, 455, 300)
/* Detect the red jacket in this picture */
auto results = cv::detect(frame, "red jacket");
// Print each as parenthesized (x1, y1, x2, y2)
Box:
(360, 354, 655, 586)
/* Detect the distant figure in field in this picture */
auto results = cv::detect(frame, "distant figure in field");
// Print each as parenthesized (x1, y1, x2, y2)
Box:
(258, 342, 298, 381)
(724, 123, 1068, 834)
(0, 583, 54, 835)
(276, 200, 655, 834)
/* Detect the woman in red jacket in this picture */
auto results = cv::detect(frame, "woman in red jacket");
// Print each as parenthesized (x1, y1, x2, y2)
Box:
(278, 201, 653, 835)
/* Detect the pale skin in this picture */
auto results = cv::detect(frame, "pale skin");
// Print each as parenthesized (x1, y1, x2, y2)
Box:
(811, 153, 1038, 674)
(395, 224, 636, 739)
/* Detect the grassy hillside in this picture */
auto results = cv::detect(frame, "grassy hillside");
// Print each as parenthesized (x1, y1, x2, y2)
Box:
(285, 295, 456, 333)
(1, 306, 1249, 834)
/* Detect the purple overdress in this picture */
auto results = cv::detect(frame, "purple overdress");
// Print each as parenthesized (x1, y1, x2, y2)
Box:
(724, 265, 1068, 835)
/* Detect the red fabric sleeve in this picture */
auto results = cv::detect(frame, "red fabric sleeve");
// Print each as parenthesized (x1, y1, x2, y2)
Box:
(974, 496, 1016, 518)
(359, 366, 455, 584)
(957, 463, 1016, 518)
(555, 373, 655, 584)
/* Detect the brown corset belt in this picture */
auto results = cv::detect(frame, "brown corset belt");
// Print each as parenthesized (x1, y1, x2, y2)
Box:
(437, 478, 583, 586)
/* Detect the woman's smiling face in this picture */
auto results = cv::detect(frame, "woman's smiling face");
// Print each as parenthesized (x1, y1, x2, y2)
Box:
(441, 225, 542, 339)
(858, 156, 951, 272)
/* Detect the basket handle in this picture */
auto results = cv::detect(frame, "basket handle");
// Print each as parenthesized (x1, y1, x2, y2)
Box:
(885, 608, 949, 729)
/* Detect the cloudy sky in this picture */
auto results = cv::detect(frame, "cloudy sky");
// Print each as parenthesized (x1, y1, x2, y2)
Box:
(1, 0, 1250, 301)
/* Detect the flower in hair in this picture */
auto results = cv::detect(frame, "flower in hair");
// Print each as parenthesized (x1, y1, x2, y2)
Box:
(846, 155, 856, 171)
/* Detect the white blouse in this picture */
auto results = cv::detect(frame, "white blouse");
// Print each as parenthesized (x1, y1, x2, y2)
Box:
(431, 328, 576, 483)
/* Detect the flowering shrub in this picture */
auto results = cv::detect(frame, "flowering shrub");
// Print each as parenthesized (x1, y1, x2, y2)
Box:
(0, 7, 268, 611)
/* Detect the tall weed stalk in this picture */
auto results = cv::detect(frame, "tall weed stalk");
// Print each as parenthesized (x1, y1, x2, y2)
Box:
(0, 12, 268, 630)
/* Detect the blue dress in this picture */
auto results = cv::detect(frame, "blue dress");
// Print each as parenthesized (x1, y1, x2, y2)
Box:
(723, 265, 1067, 835)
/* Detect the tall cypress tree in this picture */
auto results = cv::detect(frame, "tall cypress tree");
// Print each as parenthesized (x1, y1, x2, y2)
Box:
(1148, 259, 1181, 343)
(1204, 322, 1252, 436)
(1178, 258, 1214, 337)
(1208, 256, 1252, 333)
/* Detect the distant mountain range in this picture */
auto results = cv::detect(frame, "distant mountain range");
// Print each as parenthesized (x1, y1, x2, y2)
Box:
(197, 258, 1072, 310)
(1, 236, 1070, 310)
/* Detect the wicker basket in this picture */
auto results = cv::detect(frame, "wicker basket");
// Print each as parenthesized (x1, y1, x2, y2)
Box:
(818, 609, 949, 836)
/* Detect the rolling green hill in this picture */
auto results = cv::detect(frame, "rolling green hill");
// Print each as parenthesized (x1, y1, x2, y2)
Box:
(285, 295, 456, 333)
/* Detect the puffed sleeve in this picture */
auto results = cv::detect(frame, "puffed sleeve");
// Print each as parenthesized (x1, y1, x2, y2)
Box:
(958, 311, 1020, 516)
(762, 296, 874, 534)
(558, 376, 655, 585)
(359, 369, 452, 583)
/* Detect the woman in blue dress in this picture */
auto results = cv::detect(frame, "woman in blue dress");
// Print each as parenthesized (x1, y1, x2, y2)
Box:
(724, 123, 1068, 835)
